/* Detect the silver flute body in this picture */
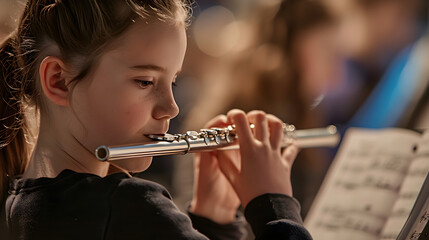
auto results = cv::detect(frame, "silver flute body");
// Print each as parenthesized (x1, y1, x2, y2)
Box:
(95, 124, 340, 161)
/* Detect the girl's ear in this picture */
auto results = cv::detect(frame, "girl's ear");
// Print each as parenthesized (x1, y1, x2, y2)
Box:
(39, 56, 71, 106)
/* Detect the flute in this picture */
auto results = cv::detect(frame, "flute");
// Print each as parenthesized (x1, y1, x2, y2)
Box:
(95, 124, 340, 161)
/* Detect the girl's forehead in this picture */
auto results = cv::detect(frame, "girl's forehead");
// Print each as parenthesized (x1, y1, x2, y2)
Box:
(101, 20, 187, 70)
(112, 20, 186, 50)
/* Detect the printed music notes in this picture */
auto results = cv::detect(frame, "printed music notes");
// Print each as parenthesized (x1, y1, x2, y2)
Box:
(305, 128, 429, 240)
(381, 132, 429, 239)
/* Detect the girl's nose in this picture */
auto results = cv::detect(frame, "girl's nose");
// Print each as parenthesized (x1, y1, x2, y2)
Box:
(153, 88, 179, 120)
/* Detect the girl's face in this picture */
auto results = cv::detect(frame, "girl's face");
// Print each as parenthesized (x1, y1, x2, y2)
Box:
(70, 20, 186, 171)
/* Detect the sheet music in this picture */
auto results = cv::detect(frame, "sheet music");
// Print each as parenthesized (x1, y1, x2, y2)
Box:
(305, 128, 420, 240)
(380, 131, 429, 239)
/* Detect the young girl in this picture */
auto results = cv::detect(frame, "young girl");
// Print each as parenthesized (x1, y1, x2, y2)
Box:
(0, 0, 312, 239)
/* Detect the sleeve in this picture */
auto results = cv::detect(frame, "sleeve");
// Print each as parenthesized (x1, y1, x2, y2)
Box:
(104, 178, 209, 240)
(188, 209, 248, 240)
(244, 193, 313, 240)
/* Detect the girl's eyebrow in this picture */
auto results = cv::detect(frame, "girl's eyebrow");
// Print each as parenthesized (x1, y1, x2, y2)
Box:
(130, 64, 182, 75)
(130, 64, 166, 73)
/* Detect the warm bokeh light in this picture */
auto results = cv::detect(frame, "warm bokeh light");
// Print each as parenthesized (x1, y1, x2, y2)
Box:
(192, 6, 239, 57)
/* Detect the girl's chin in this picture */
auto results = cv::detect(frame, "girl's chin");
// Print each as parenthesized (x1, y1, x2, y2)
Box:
(109, 157, 153, 173)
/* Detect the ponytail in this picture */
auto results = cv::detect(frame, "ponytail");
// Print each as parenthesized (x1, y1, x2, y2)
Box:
(0, 36, 29, 201)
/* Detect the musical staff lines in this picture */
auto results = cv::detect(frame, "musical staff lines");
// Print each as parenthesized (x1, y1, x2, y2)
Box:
(305, 128, 423, 240)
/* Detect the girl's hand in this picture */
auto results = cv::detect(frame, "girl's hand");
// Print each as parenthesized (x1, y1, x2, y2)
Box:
(189, 115, 241, 224)
(216, 109, 299, 208)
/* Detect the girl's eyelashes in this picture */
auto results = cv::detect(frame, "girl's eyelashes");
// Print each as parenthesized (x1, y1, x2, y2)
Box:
(133, 75, 178, 88)
(134, 79, 154, 88)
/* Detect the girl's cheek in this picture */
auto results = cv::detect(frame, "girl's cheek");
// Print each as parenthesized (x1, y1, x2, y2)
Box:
(115, 103, 151, 135)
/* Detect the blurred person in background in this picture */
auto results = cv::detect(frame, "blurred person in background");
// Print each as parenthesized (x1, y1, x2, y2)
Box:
(176, 0, 344, 219)
(321, 0, 429, 130)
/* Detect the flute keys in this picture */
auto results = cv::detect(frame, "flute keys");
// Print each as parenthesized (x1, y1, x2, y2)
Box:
(200, 129, 221, 145)
(211, 128, 226, 144)
(283, 124, 296, 134)
(199, 129, 211, 145)
(185, 131, 199, 140)
(225, 133, 232, 143)
(198, 127, 239, 145)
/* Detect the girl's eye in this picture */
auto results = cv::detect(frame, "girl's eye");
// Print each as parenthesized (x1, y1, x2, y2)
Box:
(134, 79, 153, 88)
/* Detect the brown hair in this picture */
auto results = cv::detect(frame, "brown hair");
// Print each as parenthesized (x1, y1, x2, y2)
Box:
(0, 0, 191, 201)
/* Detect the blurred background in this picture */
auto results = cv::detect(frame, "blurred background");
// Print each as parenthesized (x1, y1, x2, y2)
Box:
(2, 0, 429, 233)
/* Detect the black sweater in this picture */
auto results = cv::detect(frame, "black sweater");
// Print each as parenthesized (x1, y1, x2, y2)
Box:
(2, 169, 312, 240)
